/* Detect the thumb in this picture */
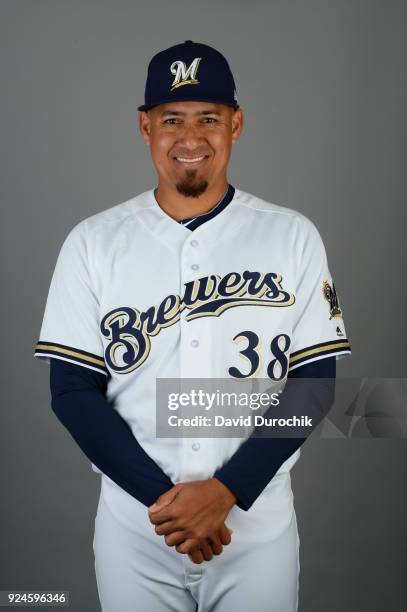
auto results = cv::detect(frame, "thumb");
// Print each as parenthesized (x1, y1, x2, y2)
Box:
(148, 487, 179, 512)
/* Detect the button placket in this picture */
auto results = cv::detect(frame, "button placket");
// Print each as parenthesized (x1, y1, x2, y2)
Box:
(179, 237, 204, 378)
(178, 235, 208, 481)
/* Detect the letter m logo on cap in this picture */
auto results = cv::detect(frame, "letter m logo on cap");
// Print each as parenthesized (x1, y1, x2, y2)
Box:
(170, 57, 202, 91)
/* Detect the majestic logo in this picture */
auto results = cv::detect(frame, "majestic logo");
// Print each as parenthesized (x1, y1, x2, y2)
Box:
(322, 279, 342, 319)
(170, 57, 201, 91)
(101, 271, 295, 374)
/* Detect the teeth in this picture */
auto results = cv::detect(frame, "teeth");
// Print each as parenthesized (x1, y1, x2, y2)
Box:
(176, 156, 205, 163)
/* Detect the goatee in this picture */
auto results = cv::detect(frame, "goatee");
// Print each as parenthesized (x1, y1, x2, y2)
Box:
(175, 170, 208, 198)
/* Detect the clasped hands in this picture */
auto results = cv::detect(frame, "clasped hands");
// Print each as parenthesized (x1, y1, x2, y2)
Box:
(148, 478, 236, 565)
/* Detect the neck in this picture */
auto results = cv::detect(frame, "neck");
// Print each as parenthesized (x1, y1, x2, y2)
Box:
(154, 177, 229, 221)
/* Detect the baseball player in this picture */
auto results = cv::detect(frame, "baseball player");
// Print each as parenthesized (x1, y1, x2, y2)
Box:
(34, 40, 351, 611)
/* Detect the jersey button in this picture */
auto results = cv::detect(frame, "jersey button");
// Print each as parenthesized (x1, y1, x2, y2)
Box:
(190, 240, 199, 247)
(191, 339, 199, 348)
(192, 442, 200, 451)
(191, 263, 199, 271)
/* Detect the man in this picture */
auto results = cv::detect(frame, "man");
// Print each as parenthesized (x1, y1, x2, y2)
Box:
(34, 40, 351, 611)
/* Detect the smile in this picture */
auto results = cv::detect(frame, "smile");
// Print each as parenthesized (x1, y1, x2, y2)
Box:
(174, 155, 208, 164)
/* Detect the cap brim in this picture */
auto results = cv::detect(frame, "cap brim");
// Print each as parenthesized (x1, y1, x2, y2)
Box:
(137, 97, 239, 111)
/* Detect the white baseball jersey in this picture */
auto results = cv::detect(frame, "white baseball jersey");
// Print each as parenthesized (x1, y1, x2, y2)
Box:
(34, 187, 351, 486)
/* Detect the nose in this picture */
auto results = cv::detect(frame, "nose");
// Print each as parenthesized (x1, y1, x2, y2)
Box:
(177, 122, 205, 149)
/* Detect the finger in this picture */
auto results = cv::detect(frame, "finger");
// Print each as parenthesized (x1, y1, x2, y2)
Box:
(208, 533, 223, 555)
(176, 538, 200, 554)
(218, 523, 232, 545)
(200, 541, 213, 562)
(164, 531, 187, 547)
(175, 538, 203, 559)
(149, 507, 176, 524)
(176, 538, 201, 555)
(148, 487, 180, 513)
(154, 520, 179, 536)
(188, 548, 204, 564)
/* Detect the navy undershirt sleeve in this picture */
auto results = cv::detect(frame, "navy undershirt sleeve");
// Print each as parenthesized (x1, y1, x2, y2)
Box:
(213, 357, 336, 511)
(49, 359, 174, 507)
(49, 356, 335, 511)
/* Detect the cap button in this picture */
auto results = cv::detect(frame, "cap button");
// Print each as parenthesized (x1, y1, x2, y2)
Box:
(185, 40, 193, 44)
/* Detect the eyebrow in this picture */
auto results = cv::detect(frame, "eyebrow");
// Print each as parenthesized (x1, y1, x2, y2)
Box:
(159, 109, 222, 118)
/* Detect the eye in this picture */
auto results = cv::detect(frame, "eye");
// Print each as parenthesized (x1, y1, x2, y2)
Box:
(163, 118, 179, 125)
(203, 117, 217, 123)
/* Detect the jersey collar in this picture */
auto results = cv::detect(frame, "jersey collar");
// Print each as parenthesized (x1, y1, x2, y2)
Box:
(178, 184, 235, 230)
(134, 184, 244, 250)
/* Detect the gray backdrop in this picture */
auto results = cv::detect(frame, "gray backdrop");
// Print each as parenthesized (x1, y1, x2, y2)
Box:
(1, 0, 406, 610)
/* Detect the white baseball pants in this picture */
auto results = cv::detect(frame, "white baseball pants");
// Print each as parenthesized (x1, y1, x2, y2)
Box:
(93, 474, 300, 612)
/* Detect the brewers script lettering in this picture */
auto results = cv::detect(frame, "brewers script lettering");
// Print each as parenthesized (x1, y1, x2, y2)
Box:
(100, 271, 295, 373)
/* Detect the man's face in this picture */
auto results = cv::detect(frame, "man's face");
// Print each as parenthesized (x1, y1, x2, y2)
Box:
(139, 101, 243, 197)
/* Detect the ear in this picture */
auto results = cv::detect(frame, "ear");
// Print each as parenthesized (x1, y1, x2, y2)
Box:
(139, 111, 151, 145)
(231, 108, 244, 144)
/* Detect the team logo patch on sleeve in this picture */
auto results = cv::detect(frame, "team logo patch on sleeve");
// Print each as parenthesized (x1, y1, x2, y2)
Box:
(322, 279, 342, 319)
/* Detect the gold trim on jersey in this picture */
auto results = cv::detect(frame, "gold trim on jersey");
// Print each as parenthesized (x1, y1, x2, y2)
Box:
(34, 341, 106, 368)
(289, 339, 351, 366)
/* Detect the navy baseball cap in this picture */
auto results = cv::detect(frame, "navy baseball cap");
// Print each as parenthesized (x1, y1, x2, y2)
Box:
(138, 40, 239, 112)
